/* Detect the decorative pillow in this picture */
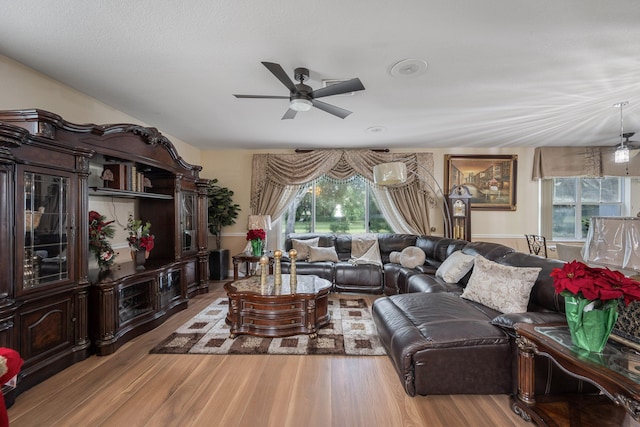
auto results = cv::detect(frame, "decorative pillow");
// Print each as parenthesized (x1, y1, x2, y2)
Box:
(291, 237, 320, 261)
(399, 246, 426, 269)
(389, 251, 402, 264)
(307, 246, 339, 263)
(461, 255, 542, 314)
(435, 251, 476, 283)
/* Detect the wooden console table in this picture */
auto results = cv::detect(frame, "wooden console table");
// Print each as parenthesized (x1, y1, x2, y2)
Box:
(513, 323, 640, 426)
(232, 253, 274, 280)
(224, 274, 331, 338)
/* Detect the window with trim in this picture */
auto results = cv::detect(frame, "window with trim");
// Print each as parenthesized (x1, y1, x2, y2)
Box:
(542, 177, 625, 240)
(282, 175, 392, 236)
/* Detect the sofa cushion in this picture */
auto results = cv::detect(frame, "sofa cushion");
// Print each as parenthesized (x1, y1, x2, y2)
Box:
(499, 252, 567, 312)
(435, 250, 475, 283)
(461, 255, 541, 314)
(291, 237, 320, 260)
(334, 262, 383, 293)
(389, 251, 402, 264)
(400, 246, 426, 268)
(307, 246, 339, 262)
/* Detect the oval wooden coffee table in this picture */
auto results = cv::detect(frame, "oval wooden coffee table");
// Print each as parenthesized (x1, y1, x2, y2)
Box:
(224, 274, 332, 339)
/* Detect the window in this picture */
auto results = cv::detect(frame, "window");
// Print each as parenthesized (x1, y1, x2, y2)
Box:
(282, 175, 392, 236)
(545, 177, 624, 240)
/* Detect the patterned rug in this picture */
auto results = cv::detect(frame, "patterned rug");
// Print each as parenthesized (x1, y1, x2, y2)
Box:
(150, 295, 386, 356)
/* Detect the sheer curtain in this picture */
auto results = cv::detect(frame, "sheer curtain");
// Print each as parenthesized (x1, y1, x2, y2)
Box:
(250, 150, 437, 235)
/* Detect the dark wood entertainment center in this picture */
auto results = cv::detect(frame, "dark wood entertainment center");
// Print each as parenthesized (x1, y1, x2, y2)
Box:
(0, 109, 210, 399)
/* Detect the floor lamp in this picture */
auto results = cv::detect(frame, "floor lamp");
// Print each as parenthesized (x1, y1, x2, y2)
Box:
(373, 161, 453, 238)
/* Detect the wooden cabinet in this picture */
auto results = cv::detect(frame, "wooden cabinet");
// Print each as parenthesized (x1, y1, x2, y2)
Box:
(90, 262, 188, 355)
(0, 109, 209, 398)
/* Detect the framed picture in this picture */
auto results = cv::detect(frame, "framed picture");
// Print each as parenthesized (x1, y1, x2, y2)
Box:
(444, 154, 517, 211)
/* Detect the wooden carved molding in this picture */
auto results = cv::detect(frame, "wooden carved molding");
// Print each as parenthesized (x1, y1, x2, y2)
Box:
(98, 124, 202, 173)
(515, 335, 537, 352)
(0, 123, 29, 149)
(615, 394, 640, 421)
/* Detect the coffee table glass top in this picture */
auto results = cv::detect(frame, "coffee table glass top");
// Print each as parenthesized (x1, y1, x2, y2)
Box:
(535, 325, 640, 384)
(229, 274, 331, 296)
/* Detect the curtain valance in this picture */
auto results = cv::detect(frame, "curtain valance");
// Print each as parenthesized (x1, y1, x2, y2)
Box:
(532, 146, 639, 179)
(250, 150, 436, 235)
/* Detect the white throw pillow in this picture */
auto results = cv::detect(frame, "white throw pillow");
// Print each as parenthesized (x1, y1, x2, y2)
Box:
(291, 237, 320, 261)
(435, 251, 476, 283)
(307, 246, 340, 263)
(389, 251, 402, 264)
(399, 246, 426, 269)
(461, 255, 541, 314)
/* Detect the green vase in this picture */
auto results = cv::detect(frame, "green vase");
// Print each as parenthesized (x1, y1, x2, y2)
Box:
(251, 239, 263, 256)
(564, 293, 618, 353)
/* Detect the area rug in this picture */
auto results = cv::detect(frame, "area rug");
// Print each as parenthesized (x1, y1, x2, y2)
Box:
(150, 295, 386, 356)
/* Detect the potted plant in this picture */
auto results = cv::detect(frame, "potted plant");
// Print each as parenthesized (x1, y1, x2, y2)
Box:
(207, 178, 241, 280)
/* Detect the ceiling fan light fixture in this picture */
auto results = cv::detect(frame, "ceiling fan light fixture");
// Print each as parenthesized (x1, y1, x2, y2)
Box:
(615, 145, 630, 163)
(289, 98, 313, 112)
(613, 101, 630, 164)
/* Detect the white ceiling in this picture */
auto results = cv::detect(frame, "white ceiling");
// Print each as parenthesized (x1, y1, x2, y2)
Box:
(1, 0, 640, 151)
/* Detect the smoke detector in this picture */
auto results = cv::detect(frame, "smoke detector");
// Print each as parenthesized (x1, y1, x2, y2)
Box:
(389, 59, 428, 78)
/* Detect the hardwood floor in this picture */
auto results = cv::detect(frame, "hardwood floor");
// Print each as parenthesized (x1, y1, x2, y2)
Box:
(8, 282, 530, 427)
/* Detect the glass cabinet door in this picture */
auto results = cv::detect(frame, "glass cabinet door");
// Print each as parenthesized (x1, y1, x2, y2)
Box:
(22, 170, 71, 290)
(181, 192, 197, 253)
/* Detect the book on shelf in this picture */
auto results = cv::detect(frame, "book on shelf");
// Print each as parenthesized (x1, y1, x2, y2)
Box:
(103, 162, 146, 192)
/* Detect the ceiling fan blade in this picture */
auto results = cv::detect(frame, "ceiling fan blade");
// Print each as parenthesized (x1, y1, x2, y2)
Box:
(310, 78, 365, 99)
(262, 62, 297, 93)
(311, 99, 352, 119)
(282, 109, 297, 120)
(233, 94, 289, 99)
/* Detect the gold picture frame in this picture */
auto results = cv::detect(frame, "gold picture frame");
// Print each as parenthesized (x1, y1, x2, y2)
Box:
(444, 154, 517, 211)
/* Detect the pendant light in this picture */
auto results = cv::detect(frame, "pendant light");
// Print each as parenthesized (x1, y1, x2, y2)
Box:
(614, 101, 630, 164)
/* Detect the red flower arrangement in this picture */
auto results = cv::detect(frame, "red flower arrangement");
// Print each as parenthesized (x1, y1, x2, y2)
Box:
(551, 260, 640, 306)
(246, 229, 266, 241)
(126, 215, 155, 253)
(89, 210, 116, 268)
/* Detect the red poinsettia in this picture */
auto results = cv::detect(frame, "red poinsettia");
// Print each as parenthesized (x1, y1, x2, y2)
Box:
(246, 228, 266, 241)
(551, 260, 640, 305)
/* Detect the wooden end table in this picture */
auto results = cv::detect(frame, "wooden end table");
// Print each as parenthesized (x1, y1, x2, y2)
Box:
(224, 274, 331, 339)
(231, 252, 274, 280)
(512, 323, 640, 426)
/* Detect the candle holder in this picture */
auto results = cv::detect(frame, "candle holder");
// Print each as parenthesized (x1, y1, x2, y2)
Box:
(273, 249, 282, 287)
(259, 255, 269, 290)
(289, 248, 297, 293)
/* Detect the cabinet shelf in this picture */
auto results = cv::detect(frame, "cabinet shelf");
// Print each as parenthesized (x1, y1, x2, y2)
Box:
(89, 187, 173, 200)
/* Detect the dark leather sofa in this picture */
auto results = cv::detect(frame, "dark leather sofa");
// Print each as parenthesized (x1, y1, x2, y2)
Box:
(281, 232, 589, 398)
(372, 238, 593, 397)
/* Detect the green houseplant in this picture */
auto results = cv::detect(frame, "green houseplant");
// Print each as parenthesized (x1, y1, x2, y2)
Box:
(207, 178, 241, 280)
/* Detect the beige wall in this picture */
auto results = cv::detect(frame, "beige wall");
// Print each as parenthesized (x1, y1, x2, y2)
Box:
(0, 54, 200, 166)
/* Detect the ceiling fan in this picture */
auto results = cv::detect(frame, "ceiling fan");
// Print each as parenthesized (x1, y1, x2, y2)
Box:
(233, 62, 365, 120)
(610, 132, 640, 156)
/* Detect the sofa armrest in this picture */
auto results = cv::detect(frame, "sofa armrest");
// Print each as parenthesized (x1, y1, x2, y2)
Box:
(490, 312, 566, 332)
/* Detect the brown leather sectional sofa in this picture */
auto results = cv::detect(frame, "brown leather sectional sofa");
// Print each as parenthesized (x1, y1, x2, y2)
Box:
(282, 233, 591, 397)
